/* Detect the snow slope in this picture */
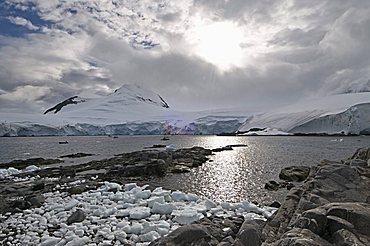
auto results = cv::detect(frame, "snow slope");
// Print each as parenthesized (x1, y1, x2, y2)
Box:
(0, 84, 250, 136)
(1, 85, 370, 136)
(238, 92, 370, 135)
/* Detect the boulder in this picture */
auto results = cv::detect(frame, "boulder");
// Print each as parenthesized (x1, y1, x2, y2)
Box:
(279, 166, 310, 182)
(234, 220, 262, 246)
(149, 224, 218, 246)
(67, 209, 85, 224)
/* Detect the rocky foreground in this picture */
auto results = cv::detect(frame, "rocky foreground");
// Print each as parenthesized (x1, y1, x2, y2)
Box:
(147, 147, 370, 246)
(0, 146, 369, 245)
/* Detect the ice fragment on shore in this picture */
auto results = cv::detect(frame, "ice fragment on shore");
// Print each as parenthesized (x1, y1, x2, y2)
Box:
(152, 187, 171, 196)
(151, 202, 175, 215)
(147, 196, 165, 208)
(114, 231, 127, 243)
(24, 165, 40, 172)
(39, 236, 61, 246)
(131, 222, 144, 234)
(139, 231, 161, 242)
(129, 207, 151, 219)
(172, 208, 203, 225)
(124, 183, 138, 191)
(64, 199, 79, 210)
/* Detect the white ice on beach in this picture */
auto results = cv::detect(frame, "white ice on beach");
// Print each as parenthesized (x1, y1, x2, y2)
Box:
(0, 181, 278, 245)
(0, 165, 40, 179)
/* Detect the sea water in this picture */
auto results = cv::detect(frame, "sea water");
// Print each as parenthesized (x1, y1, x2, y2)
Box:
(1, 135, 369, 203)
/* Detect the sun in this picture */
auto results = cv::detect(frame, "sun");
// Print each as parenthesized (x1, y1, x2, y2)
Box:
(188, 21, 246, 71)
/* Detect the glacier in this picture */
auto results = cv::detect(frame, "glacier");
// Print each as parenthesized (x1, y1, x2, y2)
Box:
(1, 85, 370, 136)
(238, 92, 370, 135)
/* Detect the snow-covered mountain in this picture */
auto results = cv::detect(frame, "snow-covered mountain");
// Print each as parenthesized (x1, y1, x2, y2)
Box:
(1, 85, 370, 136)
(43, 84, 171, 124)
(0, 84, 249, 136)
(238, 92, 370, 135)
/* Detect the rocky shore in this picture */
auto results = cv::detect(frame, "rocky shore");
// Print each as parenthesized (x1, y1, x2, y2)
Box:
(0, 146, 369, 245)
(147, 147, 370, 246)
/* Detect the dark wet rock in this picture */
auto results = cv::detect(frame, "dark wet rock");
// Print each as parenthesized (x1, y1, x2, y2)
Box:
(59, 153, 94, 158)
(104, 147, 211, 178)
(332, 229, 367, 246)
(326, 215, 354, 235)
(32, 181, 45, 191)
(234, 220, 263, 246)
(12, 194, 45, 211)
(261, 148, 370, 246)
(67, 209, 85, 224)
(26, 194, 45, 207)
(144, 144, 167, 149)
(345, 159, 367, 167)
(220, 236, 235, 244)
(171, 165, 191, 173)
(272, 228, 332, 246)
(1, 157, 62, 169)
(212, 146, 233, 152)
(225, 144, 247, 148)
(68, 185, 88, 195)
(269, 201, 281, 208)
(149, 224, 218, 246)
(264, 181, 294, 191)
(279, 166, 310, 182)
(350, 147, 370, 161)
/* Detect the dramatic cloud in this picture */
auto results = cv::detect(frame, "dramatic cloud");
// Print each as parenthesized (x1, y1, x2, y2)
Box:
(0, 0, 370, 113)
(7, 16, 39, 30)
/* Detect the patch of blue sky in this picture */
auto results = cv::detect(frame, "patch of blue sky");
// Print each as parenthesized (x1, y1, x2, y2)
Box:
(0, 2, 53, 38)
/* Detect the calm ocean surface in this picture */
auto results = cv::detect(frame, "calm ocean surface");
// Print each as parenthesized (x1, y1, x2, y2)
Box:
(1, 135, 369, 204)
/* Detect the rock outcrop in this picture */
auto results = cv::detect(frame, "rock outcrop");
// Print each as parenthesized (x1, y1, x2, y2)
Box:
(261, 147, 370, 245)
(150, 147, 370, 246)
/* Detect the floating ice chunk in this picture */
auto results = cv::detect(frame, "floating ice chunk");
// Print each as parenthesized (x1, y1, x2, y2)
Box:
(151, 202, 175, 215)
(40, 236, 61, 246)
(129, 207, 151, 220)
(139, 231, 161, 242)
(172, 209, 203, 225)
(64, 199, 79, 210)
(147, 196, 165, 208)
(124, 183, 138, 191)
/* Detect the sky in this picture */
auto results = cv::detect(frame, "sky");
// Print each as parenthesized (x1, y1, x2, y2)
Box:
(0, 0, 370, 113)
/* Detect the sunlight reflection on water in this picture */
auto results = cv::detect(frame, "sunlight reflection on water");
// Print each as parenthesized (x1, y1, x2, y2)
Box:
(2, 135, 370, 204)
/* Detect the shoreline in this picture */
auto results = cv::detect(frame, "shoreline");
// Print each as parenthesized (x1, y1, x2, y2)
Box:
(1, 146, 369, 245)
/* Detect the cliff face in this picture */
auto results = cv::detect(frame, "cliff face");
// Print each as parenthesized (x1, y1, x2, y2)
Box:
(261, 148, 370, 245)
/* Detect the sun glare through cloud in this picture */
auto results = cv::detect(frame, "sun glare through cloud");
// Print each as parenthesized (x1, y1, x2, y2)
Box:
(187, 21, 246, 71)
